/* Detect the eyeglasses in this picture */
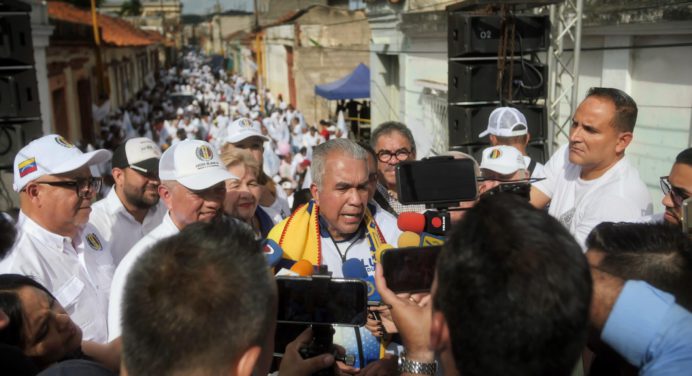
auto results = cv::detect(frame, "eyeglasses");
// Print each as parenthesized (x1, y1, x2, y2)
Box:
(376, 149, 412, 163)
(660, 176, 688, 207)
(35, 177, 103, 198)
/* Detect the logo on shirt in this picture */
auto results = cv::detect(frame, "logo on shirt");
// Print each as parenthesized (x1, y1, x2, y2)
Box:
(489, 149, 502, 159)
(18, 158, 38, 177)
(85, 233, 103, 251)
(54, 136, 75, 148)
(195, 145, 214, 161)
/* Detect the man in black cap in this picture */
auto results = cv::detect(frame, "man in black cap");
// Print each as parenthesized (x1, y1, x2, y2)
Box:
(90, 137, 167, 266)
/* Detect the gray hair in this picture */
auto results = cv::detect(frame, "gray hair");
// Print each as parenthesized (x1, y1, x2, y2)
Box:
(312, 139, 367, 188)
(370, 121, 416, 152)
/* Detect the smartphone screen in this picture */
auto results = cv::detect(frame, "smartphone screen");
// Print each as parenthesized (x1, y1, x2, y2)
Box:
(396, 157, 478, 205)
(276, 277, 367, 327)
(381, 246, 442, 293)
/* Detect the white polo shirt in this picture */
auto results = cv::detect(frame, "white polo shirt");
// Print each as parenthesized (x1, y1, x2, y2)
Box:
(89, 189, 167, 266)
(107, 212, 179, 341)
(0, 213, 114, 343)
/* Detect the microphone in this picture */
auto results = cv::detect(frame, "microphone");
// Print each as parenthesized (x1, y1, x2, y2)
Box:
(262, 239, 283, 267)
(398, 231, 421, 248)
(398, 211, 450, 236)
(398, 231, 445, 248)
(290, 259, 314, 276)
(342, 258, 380, 302)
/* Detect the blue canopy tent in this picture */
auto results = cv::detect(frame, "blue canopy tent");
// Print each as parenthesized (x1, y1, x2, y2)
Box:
(314, 63, 370, 100)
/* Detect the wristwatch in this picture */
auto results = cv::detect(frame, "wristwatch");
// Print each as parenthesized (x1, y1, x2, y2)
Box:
(397, 353, 437, 375)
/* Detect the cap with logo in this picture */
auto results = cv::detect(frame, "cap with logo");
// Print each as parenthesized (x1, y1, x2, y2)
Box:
(480, 145, 526, 175)
(225, 117, 270, 144)
(159, 139, 237, 191)
(111, 137, 162, 175)
(478, 107, 528, 138)
(13, 134, 112, 192)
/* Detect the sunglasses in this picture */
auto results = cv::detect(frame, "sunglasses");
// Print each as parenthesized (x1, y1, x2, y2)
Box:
(660, 176, 689, 207)
(34, 177, 103, 198)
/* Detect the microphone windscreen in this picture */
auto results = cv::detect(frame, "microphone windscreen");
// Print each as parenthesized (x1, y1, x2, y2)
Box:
(290, 259, 314, 276)
(342, 258, 368, 279)
(397, 212, 426, 233)
(398, 231, 421, 248)
(262, 239, 284, 267)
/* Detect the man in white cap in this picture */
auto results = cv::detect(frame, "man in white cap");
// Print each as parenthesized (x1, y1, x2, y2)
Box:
(0, 134, 113, 343)
(478, 107, 544, 178)
(225, 117, 290, 223)
(107, 139, 235, 340)
(479, 145, 529, 195)
(89, 137, 167, 266)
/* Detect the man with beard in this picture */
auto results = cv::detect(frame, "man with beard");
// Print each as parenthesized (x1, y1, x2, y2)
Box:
(90, 138, 167, 265)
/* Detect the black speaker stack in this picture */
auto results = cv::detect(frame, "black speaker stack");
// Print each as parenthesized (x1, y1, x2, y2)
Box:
(447, 2, 551, 163)
(0, 0, 42, 170)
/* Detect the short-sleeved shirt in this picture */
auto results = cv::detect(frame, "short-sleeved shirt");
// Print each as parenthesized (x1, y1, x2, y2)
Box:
(0, 213, 114, 343)
(89, 188, 167, 266)
(533, 144, 652, 249)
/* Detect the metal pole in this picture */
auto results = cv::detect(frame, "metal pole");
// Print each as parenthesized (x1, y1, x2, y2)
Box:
(571, 0, 584, 116)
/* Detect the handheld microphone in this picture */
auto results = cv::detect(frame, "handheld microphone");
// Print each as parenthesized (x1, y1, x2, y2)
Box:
(398, 211, 450, 236)
(290, 259, 314, 276)
(342, 258, 380, 302)
(397, 231, 421, 248)
(398, 231, 445, 248)
(262, 239, 284, 267)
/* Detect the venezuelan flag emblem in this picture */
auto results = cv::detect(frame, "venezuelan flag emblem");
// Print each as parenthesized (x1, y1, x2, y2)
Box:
(195, 145, 214, 161)
(85, 233, 103, 251)
(489, 149, 502, 159)
(18, 158, 38, 177)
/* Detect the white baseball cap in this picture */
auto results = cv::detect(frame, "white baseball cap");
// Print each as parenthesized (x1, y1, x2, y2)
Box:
(225, 117, 269, 144)
(13, 134, 112, 192)
(111, 137, 162, 175)
(159, 140, 237, 190)
(480, 145, 526, 175)
(478, 107, 528, 138)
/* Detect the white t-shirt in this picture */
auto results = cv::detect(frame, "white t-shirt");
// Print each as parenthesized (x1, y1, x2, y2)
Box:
(261, 181, 291, 224)
(0, 213, 114, 343)
(107, 213, 179, 340)
(533, 144, 652, 249)
(89, 189, 167, 266)
(371, 202, 402, 246)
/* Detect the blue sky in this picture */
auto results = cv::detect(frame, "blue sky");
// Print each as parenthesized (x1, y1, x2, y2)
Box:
(181, 0, 252, 15)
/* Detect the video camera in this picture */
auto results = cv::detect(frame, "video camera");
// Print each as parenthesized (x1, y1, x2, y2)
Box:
(275, 275, 367, 376)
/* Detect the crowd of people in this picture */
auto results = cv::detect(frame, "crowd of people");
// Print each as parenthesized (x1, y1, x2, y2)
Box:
(0, 51, 691, 376)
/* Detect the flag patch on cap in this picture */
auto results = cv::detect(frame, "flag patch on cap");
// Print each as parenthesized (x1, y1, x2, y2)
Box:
(86, 233, 103, 251)
(18, 158, 37, 177)
(54, 136, 75, 148)
(489, 149, 502, 159)
(195, 145, 214, 161)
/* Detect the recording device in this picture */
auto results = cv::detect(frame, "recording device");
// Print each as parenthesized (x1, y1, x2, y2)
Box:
(683, 197, 692, 235)
(381, 246, 442, 293)
(276, 276, 367, 326)
(396, 156, 478, 207)
(398, 211, 450, 236)
(276, 276, 365, 375)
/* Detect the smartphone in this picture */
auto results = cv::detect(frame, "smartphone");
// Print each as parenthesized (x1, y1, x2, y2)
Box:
(381, 246, 442, 293)
(683, 197, 692, 235)
(276, 276, 368, 327)
(396, 157, 478, 205)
